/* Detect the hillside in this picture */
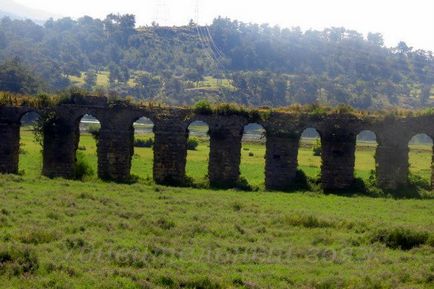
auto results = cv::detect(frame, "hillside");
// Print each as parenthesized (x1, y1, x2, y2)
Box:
(0, 14, 433, 108)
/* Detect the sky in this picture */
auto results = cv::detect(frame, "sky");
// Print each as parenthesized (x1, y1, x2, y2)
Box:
(12, 0, 434, 51)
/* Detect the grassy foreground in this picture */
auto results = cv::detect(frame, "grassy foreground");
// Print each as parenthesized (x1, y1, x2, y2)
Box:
(0, 129, 432, 288)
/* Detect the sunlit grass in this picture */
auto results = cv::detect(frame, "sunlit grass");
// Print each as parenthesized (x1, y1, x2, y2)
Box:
(18, 128, 433, 187)
(1, 128, 432, 288)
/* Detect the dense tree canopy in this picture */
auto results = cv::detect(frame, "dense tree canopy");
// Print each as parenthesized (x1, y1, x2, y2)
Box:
(0, 14, 433, 108)
(0, 58, 40, 94)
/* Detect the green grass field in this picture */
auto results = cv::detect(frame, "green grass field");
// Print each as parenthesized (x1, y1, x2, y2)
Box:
(0, 128, 432, 288)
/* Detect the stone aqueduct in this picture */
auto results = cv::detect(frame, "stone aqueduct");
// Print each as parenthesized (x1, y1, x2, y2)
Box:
(1, 96, 433, 191)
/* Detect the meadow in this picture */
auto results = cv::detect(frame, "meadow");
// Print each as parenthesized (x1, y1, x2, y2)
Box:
(0, 127, 432, 288)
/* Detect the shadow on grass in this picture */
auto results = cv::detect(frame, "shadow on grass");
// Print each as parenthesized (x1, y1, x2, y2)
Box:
(323, 173, 433, 199)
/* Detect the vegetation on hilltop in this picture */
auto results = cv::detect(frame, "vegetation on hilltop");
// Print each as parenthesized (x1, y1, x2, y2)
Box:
(0, 15, 433, 108)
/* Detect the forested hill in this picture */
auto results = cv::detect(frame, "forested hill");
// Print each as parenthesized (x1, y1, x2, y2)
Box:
(0, 14, 433, 109)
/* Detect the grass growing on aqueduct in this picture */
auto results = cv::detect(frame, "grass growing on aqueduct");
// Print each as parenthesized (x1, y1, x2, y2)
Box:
(0, 128, 432, 288)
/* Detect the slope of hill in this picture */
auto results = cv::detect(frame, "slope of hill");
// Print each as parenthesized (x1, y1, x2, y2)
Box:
(0, 14, 433, 108)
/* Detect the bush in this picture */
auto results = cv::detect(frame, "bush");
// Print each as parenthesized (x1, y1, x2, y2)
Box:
(155, 218, 175, 230)
(187, 138, 199, 150)
(134, 138, 154, 148)
(88, 125, 100, 142)
(408, 173, 431, 190)
(193, 100, 213, 115)
(312, 139, 321, 156)
(75, 152, 94, 180)
(235, 176, 255, 191)
(18, 228, 58, 245)
(371, 227, 430, 250)
(286, 169, 313, 191)
(0, 245, 39, 276)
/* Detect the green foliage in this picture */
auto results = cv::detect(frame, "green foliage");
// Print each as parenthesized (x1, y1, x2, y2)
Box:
(88, 125, 100, 142)
(2, 15, 433, 108)
(84, 70, 97, 90)
(408, 173, 431, 190)
(193, 100, 213, 115)
(0, 162, 433, 288)
(213, 103, 250, 117)
(187, 137, 199, 150)
(0, 58, 41, 94)
(235, 176, 256, 192)
(371, 227, 431, 250)
(312, 139, 322, 156)
(277, 213, 334, 229)
(75, 152, 94, 180)
(32, 110, 56, 146)
(18, 228, 59, 245)
(0, 245, 39, 276)
(134, 138, 154, 148)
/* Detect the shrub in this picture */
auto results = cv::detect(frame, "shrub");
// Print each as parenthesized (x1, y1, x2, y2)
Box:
(408, 173, 431, 190)
(312, 139, 321, 156)
(75, 152, 94, 180)
(280, 214, 334, 228)
(134, 138, 154, 148)
(235, 177, 255, 191)
(88, 125, 100, 142)
(155, 218, 175, 230)
(371, 227, 430, 250)
(193, 100, 213, 115)
(0, 245, 39, 276)
(187, 137, 199, 150)
(18, 228, 59, 245)
(284, 169, 313, 191)
(65, 238, 88, 250)
(248, 152, 254, 157)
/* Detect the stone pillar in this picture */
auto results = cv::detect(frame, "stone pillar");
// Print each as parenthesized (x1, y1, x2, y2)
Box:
(97, 125, 134, 182)
(375, 139, 409, 190)
(153, 118, 188, 185)
(42, 117, 77, 179)
(208, 123, 243, 188)
(0, 121, 20, 174)
(320, 130, 356, 191)
(265, 133, 300, 190)
(431, 145, 434, 191)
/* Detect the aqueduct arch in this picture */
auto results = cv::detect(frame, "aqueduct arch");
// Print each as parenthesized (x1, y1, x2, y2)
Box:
(1, 97, 434, 192)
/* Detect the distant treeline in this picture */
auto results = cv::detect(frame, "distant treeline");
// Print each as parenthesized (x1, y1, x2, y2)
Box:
(0, 14, 433, 109)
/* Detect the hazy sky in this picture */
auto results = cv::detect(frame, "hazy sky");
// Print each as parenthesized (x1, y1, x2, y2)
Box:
(14, 0, 434, 51)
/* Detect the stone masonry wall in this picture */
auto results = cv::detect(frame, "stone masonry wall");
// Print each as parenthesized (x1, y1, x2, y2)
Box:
(1, 101, 434, 192)
(206, 116, 246, 188)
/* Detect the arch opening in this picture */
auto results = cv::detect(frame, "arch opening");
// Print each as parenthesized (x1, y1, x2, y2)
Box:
(241, 123, 265, 188)
(131, 116, 155, 180)
(76, 114, 101, 180)
(355, 130, 378, 181)
(298, 128, 321, 178)
(408, 133, 433, 188)
(186, 120, 209, 184)
(19, 111, 41, 176)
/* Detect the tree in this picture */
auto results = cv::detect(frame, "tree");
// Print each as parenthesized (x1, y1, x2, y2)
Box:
(0, 59, 40, 94)
(132, 72, 162, 99)
(395, 41, 412, 55)
(0, 30, 6, 49)
(84, 70, 97, 89)
(367, 32, 384, 47)
(103, 14, 136, 47)
(184, 69, 204, 86)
